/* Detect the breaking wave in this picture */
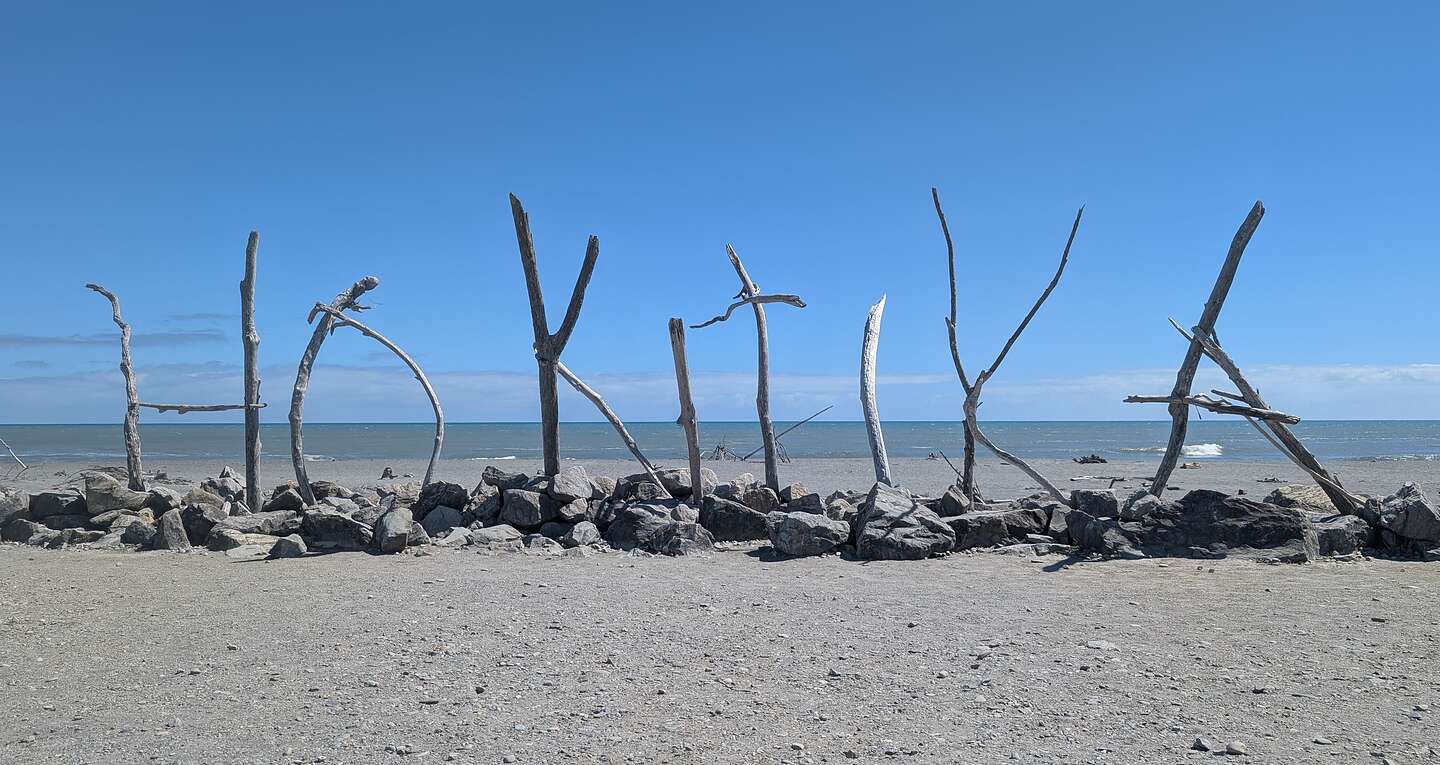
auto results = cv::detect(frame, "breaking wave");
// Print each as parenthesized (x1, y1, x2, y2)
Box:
(1182, 443, 1223, 458)
(466, 455, 518, 461)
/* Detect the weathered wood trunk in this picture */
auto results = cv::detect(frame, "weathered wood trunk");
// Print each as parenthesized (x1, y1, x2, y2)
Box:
(556, 361, 672, 499)
(860, 295, 892, 486)
(1150, 201, 1264, 496)
(509, 193, 599, 477)
(932, 188, 978, 496)
(86, 284, 144, 490)
(668, 318, 705, 505)
(240, 231, 261, 512)
(290, 276, 379, 504)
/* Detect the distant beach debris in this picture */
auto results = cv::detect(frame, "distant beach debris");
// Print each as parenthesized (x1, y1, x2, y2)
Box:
(1073, 453, 1108, 464)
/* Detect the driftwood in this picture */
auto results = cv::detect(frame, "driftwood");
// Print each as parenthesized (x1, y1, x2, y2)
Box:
(860, 295, 893, 486)
(240, 231, 262, 512)
(509, 194, 599, 477)
(933, 188, 979, 497)
(738, 405, 833, 462)
(291, 276, 380, 504)
(0, 436, 28, 477)
(1150, 201, 1265, 495)
(313, 304, 444, 488)
(693, 245, 805, 492)
(139, 402, 264, 414)
(556, 361, 672, 499)
(1122, 393, 1300, 424)
(85, 283, 144, 490)
(934, 189, 1082, 507)
(668, 318, 705, 504)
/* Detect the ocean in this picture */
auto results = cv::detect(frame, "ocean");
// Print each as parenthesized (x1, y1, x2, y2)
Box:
(2, 421, 1439, 464)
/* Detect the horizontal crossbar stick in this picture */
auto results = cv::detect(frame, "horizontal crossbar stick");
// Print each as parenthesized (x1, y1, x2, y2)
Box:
(1123, 393, 1300, 424)
(138, 402, 268, 414)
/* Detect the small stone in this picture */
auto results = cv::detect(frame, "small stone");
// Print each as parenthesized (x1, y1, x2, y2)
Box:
(1191, 738, 1215, 752)
(1085, 639, 1118, 651)
(1225, 741, 1248, 755)
(503, 756, 518, 764)
(268, 534, 307, 559)
(1312, 737, 1332, 745)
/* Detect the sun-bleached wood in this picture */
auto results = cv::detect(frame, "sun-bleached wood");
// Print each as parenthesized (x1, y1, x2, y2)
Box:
(86, 283, 144, 490)
(312, 304, 444, 488)
(556, 360, 672, 499)
(932, 188, 978, 496)
(668, 318, 705, 504)
(1122, 393, 1300, 424)
(291, 276, 380, 504)
(860, 295, 892, 486)
(240, 231, 262, 511)
(690, 294, 807, 329)
(139, 402, 264, 414)
(510, 193, 599, 477)
(1150, 201, 1265, 496)
(0, 436, 28, 476)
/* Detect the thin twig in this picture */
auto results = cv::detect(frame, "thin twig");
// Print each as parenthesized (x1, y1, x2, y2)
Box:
(739, 405, 833, 461)
(690, 294, 806, 329)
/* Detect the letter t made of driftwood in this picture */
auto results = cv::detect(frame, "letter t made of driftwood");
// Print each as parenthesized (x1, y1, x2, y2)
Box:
(509, 194, 599, 477)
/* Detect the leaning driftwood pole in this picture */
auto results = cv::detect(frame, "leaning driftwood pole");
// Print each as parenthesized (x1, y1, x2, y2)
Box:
(556, 361, 672, 499)
(290, 276, 379, 504)
(86, 283, 144, 490)
(860, 295, 892, 486)
(0, 436, 28, 476)
(1149, 201, 1264, 496)
(668, 318, 705, 504)
(932, 188, 978, 497)
(313, 304, 444, 488)
(240, 231, 261, 512)
(510, 194, 599, 477)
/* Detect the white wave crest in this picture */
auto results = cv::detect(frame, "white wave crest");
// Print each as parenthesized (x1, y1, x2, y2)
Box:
(1182, 443, 1223, 458)
(465, 455, 518, 461)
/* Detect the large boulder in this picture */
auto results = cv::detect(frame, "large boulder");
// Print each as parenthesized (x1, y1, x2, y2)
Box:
(2, 518, 54, 544)
(1264, 484, 1339, 515)
(419, 505, 467, 537)
(471, 524, 524, 545)
(84, 473, 149, 516)
(300, 508, 374, 551)
(0, 492, 29, 528)
(1309, 513, 1376, 556)
(547, 496, 589, 524)
(548, 466, 593, 503)
(262, 488, 305, 514)
(767, 511, 850, 557)
(375, 507, 414, 554)
(500, 490, 553, 529)
(699, 495, 769, 542)
(651, 522, 715, 556)
(1119, 490, 1169, 522)
(1071, 489, 1119, 519)
(1064, 508, 1143, 558)
(413, 481, 469, 522)
(854, 483, 955, 560)
(155, 509, 192, 551)
(1378, 483, 1440, 550)
(213, 510, 301, 537)
(181, 503, 229, 544)
(741, 486, 781, 514)
(945, 511, 1007, 550)
(144, 487, 184, 513)
(938, 485, 971, 517)
(467, 484, 504, 527)
(602, 501, 696, 551)
(39, 513, 92, 530)
(268, 534, 307, 559)
(1140, 490, 1318, 561)
(27, 490, 85, 520)
(118, 517, 158, 547)
(481, 466, 530, 491)
(655, 467, 718, 499)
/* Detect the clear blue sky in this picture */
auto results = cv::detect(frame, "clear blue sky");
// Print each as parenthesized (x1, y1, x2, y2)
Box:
(2, 2, 1437, 423)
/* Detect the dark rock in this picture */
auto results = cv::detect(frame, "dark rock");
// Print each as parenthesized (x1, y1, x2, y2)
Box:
(375, 507, 414, 554)
(119, 517, 158, 547)
(268, 534, 307, 558)
(1378, 483, 1440, 549)
(1071, 489, 1119, 519)
(64, 529, 106, 545)
(0, 492, 29, 528)
(500, 490, 552, 529)
(39, 514, 93, 530)
(787, 493, 825, 514)
(413, 481, 469, 521)
(308, 480, 354, 500)
(407, 523, 430, 547)
(1119, 490, 1168, 521)
(471, 524, 524, 545)
(3, 518, 52, 544)
(547, 496, 589, 523)
(699, 495, 769, 542)
(1309, 513, 1375, 556)
(155, 509, 192, 551)
(300, 508, 374, 550)
(559, 520, 600, 548)
(938, 485, 970, 517)
(767, 511, 850, 557)
(656, 467, 718, 499)
(1064, 508, 1144, 558)
(262, 488, 305, 514)
(854, 482, 955, 560)
(1141, 490, 1318, 561)
(631, 480, 667, 501)
(650, 522, 714, 556)
(419, 505, 467, 537)
(548, 466, 593, 503)
(214, 510, 302, 537)
(28, 490, 85, 520)
(181, 503, 229, 544)
(144, 486, 184, 513)
(467, 484, 503, 527)
(84, 473, 149, 515)
(778, 483, 809, 504)
(538, 521, 574, 540)
(603, 501, 695, 551)
(741, 486, 781, 514)
(945, 512, 1007, 550)
(201, 474, 242, 501)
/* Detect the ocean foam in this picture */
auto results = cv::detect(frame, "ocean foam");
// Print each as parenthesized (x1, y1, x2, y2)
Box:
(1182, 443, 1223, 458)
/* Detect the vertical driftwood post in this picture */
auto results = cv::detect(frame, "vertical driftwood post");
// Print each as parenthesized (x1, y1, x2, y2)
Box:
(668, 318, 704, 504)
(860, 294, 893, 486)
(1150, 201, 1264, 496)
(510, 194, 599, 477)
(556, 361, 672, 499)
(291, 276, 380, 504)
(86, 284, 144, 490)
(932, 188, 978, 497)
(240, 231, 261, 512)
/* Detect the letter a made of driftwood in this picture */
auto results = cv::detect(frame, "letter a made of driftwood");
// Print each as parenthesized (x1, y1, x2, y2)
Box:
(312, 304, 444, 489)
(860, 294, 892, 486)
(510, 194, 599, 477)
(290, 276, 380, 504)
(669, 318, 705, 504)
(691, 245, 805, 493)
(86, 283, 145, 490)
(555, 361, 672, 499)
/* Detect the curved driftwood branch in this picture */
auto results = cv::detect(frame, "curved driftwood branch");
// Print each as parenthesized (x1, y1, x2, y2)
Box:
(1151, 201, 1265, 495)
(979, 206, 1083, 383)
(291, 276, 380, 504)
(240, 230, 262, 512)
(933, 188, 977, 496)
(86, 283, 144, 490)
(690, 294, 806, 329)
(313, 304, 444, 488)
(139, 402, 265, 414)
(969, 416, 1070, 506)
(510, 193, 600, 477)
(668, 318, 705, 504)
(860, 295, 892, 486)
(556, 361, 672, 499)
(1123, 394, 1300, 424)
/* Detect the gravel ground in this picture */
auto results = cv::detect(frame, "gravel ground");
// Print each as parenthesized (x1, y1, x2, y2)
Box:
(2, 545, 1436, 765)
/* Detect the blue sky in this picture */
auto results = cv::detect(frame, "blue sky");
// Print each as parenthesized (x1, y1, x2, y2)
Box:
(2, 2, 1437, 423)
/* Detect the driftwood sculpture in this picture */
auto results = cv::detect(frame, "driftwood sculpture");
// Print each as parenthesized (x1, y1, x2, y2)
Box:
(312, 304, 444, 488)
(668, 318, 705, 505)
(691, 245, 805, 492)
(240, 231, 262, 511)
(860, 295, 892, 486)
(933, 188, 1083, 506)
(509, 194, 599, 478)
(290, 276, 379, 504)
(85, 284, 145, 490)
(555, 361, 672, 499)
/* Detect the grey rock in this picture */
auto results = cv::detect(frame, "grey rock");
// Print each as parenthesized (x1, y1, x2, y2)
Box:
(119, 518, 158, 547)
(27, 490, 86, 520)
(945, 511, 1008, 550)
(204, 527, 282, 551)
(787, 493, 825, 514)
(84, 473, 149, 515)
(778, 483, 809, 504)
(308, 480, 354, 500)
(419, 505, 466, 537)
(155, 509, 192, 551)
(413, 481, 469, 522)
(938, 485, 971, 517)
(434, 527, 472, 546)
(40, 513, 93, 530)
(471, 524, 524, 545)
(1141, 490, 1318, 561)
(538, 521, 574, 540)
(467, 483, 503, 527)
(1071, 489, 1119, 519)
(548, 466, 593, 503)
(656, 467, 719, 499)
(559, 520, 600, 548)
(144, 486, 184, 513)
(1119, 490, 1167, 521)
(262, 488, 305, 514)
(320, 496, 360, 513)
(650, 521, 715, 556)
(1310, 513, 1376, 556)
(548, 496, 589, 523)
(481, 465, 530, 491)
(1065, 508, 1144, 558)
(268, 534, 307, 558)
(699, 495, 770, 542)
(1264, 483, 1338, 514)
(767, 510, 850, 557)
(3, 518, 52, 544)
(603, 501, 695, 551)
(375, 507, 414, 554)
(181, 503, 229, 544)
(184, 487, 226, 510)
(300, 508, 374, 550)
(591, 475, 617, 499)
(741, 486, 781, 514)
(201, 475, 243, 501)
(1378, 483, 1440, 548)
(500, 490, 552, 529)
(854, 482, 956, 560)
(0, 492, 29, 528)
(214, 510, 302, 537)
(407, 522, 430, 547)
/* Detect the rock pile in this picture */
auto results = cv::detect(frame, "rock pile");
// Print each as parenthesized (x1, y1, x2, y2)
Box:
(3, 467, 1438, 565)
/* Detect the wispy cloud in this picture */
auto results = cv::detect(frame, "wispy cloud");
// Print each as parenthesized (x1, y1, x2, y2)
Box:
(0, 330, 227, 348)
(165, 312, 237, 323)
(13, 360, 50, 369)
